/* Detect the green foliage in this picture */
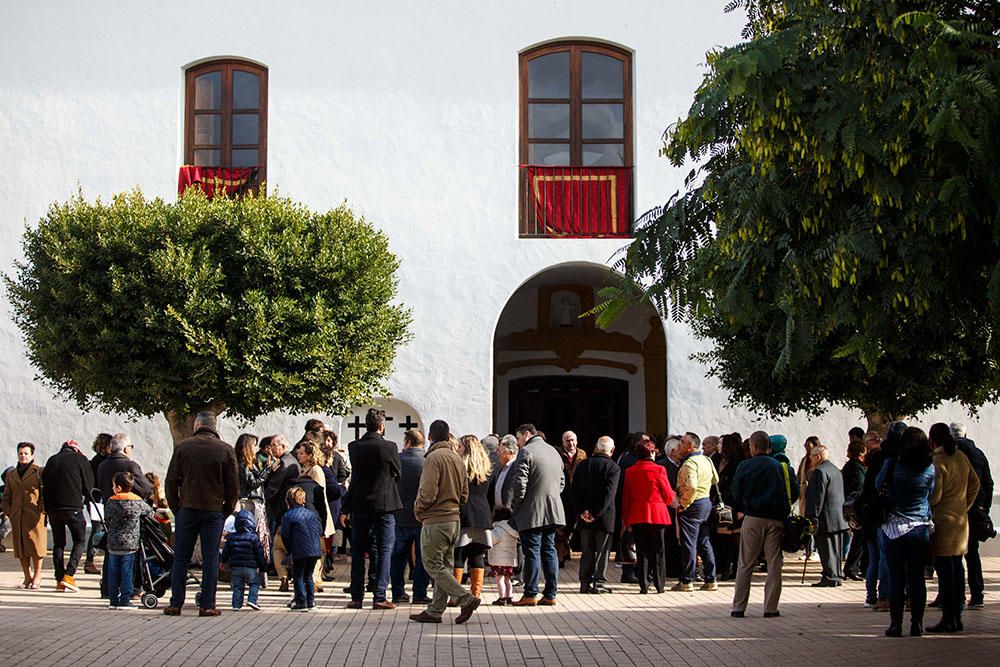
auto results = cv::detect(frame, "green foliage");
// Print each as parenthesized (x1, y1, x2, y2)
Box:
(606, 0, 1000, 421)
(4, 189, 412, 424)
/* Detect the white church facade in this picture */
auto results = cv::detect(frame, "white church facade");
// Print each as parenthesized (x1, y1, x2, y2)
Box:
(1, 0, 998, 523)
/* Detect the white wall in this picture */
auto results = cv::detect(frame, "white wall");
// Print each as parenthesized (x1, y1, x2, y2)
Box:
(1, 1, 998, 549)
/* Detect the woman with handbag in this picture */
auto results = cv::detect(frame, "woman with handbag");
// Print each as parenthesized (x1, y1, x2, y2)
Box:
(877, 426, 935, 638)
(927, 423, 980, 634)
(621, 438, 675, 594)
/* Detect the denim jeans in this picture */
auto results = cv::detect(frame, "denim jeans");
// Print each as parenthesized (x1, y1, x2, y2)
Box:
(292, 557, 318, 608)
(49, 508, 88, 581)
(678, 498, 716, 583)
(350, 512, 395, 602)
(866, 533, 889, 602)
(107, 551, 136, 606)
(519, 525, 558, 599)
(390, 524, 428, 599)
(883, 526, 929, 624)
(230, 566, 261, 608)
(169, 508, 225, 609)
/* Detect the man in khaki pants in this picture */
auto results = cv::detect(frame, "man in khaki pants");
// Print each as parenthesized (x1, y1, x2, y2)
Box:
(730, 431, 799, 618)
(409, 419, 481, 624)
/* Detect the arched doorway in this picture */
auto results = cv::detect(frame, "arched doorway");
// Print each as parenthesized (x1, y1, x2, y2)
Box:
(493, 262, 666, 452)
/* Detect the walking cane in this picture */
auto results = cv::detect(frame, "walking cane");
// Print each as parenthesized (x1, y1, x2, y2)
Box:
(801, 541, 809, 584)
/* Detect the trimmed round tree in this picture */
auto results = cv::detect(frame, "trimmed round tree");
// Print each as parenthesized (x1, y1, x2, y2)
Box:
(5, 189, 412, 441)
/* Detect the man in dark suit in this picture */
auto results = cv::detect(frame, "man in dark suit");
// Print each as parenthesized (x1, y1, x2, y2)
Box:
(573, 436, 620, 594)
(342, 408, 402, 610)
(951, 422, 994, 609)
(390, 428, 429, 604)
(487, 436, 517, 515)
(263, 434, 298, 537)
(806, 444, 849, 586)
(163, 412, 239, 616)
(841, 439, 867, 580)
(510, 424, 565, 606)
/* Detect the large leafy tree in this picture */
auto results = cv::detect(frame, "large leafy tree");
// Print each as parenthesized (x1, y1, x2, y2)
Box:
(600, 0, 1000, 431)
(5, 190, 412, 441)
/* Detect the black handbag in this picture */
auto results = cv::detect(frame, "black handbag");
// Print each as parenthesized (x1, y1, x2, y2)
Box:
(843, 490, 863, 531)
(780, 463, 812, 553)
(709, 483, 734, 528)
(970, 505, 997, 542)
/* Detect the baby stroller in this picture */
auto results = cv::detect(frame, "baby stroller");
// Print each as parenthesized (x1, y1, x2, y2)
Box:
(138, 513, 201, 609)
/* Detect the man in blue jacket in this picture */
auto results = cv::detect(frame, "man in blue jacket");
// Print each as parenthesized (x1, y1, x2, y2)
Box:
(730, 431, 798, 618)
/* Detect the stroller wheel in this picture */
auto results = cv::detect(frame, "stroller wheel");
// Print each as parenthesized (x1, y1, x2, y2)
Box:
(141, 593, 159, 609)
(195, 592, 203, 607)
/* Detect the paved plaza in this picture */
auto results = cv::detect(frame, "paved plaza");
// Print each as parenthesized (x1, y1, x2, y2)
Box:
(0, 552, 997, 666)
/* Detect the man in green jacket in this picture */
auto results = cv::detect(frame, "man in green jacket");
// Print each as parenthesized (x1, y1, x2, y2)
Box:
(410, 419, 480, 624)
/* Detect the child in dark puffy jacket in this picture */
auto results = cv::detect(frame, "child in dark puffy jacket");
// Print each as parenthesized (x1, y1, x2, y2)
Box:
(280, 487, 323, 611)
(105, 471, 153, 610)
(221, 509, 266, 610)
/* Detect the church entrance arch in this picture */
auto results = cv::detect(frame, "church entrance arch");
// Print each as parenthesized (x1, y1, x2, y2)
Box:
(493, 262, 666, 453)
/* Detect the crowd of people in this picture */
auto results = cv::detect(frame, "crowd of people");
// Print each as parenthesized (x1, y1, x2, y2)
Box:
(0, 412, 994, 636)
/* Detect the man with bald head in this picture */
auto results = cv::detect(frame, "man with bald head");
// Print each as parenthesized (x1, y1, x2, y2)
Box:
(730, 431, 798, 617)
(806, 444, 849, 587)
(572, 436, 619, 593)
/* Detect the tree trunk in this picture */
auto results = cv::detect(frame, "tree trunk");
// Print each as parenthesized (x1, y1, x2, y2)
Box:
(164, 401, 227, 444)
(863, 409, 894, 437)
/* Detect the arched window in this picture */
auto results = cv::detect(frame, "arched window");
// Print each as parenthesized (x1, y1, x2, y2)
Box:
(519, 42, 633, 238)
(184, 59, 268, 185)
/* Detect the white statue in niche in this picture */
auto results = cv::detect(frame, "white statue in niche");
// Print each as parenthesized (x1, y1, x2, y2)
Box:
(550, 290, 582, 328)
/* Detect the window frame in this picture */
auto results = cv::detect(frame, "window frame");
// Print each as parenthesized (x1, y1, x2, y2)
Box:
(184, 59, 268, 186)
(518, 41, 633, 169)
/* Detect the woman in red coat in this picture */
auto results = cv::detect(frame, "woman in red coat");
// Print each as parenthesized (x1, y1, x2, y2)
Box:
(622, 440, 676, 593)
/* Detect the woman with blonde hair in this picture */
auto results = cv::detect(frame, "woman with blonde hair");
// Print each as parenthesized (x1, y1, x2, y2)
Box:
(281, 440, 337, 592)
(451, 435, 493, 602)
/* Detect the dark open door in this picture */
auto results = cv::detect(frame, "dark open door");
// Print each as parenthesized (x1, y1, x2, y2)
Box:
(507, 376, 629, 455)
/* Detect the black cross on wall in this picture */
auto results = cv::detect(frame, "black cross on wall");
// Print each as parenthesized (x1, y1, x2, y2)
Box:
(398, 415, 418, 431)
(347, 415, 364, 440)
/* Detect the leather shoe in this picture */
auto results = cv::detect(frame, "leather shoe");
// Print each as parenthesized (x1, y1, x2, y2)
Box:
(538, 597, 556, 606)
(730, 610, 745, 618)
(593, 585, 614, 594)
(885, 623, 903, 637)
(345, 601, 363, 610)
(455, 597, 481, 624)
(409, 611, 442, 623)
(393, 594, 411, 604)
(845, 572, 864, 582)
(910, 621, 923, 637)
(373, 600, 397, 610)
(811, 580, 838, 587)
(163, 607, 181, 616)
(411, 597, 432, 605)
(763, 611, 781, 618)
(512, 596, 537, 606)
(198, 608, 221, 617)
(926, 620, 958, 633)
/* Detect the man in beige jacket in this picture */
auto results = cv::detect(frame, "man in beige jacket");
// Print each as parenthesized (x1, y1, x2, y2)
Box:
(410, 419, 480, 624)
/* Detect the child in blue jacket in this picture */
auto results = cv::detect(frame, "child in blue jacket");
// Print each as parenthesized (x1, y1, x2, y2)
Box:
(280, 487, 323, 611)
(221, 509, 267, 610)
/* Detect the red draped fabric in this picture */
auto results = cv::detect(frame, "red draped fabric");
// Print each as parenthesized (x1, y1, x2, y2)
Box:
(524, 166, 631, 238)
(177, 166, 259, 199)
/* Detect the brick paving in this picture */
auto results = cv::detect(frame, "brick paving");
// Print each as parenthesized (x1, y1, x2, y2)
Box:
(0, 553, 997, 666)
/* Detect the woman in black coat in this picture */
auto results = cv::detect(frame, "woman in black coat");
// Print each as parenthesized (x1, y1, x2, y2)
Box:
(454, 435, 493, 601)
